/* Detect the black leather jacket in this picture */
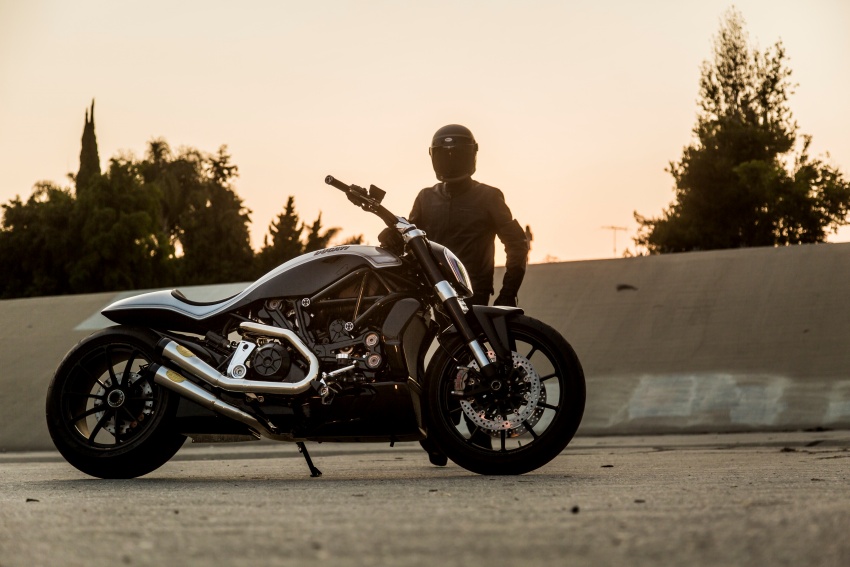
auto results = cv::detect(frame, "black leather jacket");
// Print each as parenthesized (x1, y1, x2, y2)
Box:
(409, 179, 529, 299)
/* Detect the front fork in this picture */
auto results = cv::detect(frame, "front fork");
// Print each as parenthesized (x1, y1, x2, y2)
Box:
(404, 231, 499, 380)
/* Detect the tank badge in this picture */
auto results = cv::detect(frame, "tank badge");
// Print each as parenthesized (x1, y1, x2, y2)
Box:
(314, 245, 351, 256)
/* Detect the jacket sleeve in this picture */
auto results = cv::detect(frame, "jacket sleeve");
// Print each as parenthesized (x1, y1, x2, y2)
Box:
(408, 191, 423, 225)
(489, 190, 529, 297)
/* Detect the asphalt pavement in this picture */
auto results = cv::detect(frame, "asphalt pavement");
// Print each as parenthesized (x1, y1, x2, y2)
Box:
(1, 431, 848, 567)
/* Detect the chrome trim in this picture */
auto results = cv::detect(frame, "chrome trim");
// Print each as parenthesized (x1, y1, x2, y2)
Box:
(159, 322, 319, 394)
(435, 280, 458, 302)
(402, 228, 426, 243)
(468, 340, 492, 369)
(227, 341, 256, 378)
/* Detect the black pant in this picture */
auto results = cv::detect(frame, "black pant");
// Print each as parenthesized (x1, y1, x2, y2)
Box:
(468, 292, 490, 307)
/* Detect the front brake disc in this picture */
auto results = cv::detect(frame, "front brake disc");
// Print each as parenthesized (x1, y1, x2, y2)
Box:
(460, 351, 545, 437)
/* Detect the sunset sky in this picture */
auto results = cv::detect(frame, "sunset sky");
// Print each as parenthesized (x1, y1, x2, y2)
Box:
(1, 0, 848, 264)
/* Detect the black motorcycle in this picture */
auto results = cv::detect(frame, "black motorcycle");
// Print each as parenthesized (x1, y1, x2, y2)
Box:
(45, 176, 585, 478)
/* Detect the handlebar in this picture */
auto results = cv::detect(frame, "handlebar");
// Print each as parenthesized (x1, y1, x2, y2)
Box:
(325, 174, 401, 227)
(324, 175, 349, 192)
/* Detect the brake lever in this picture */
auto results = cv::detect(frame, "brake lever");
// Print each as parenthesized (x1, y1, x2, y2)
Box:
(347, 184, 378, 210)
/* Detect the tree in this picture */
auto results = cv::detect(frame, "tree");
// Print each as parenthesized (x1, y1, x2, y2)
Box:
(0, 101, 366, 297)
(303, 212, 341, 253)
(175, 146, 255, 284)
(255, 198, 348, 275)
(635, 9, 850, 253)
(0, 183, 77, 297)
(76, 99, 101, 193)
(256, 196, 304, 274)
(70, 157, 174, 293)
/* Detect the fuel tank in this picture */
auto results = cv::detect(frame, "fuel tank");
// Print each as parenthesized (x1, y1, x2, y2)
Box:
(102, 246, 402, 332)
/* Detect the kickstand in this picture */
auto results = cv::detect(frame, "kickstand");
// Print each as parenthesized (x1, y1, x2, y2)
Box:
(297, 442, 322, 477)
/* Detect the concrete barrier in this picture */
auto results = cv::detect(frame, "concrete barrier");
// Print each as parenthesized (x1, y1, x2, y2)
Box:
(510, 242, 850, 435)
(2, 243, 849, 451)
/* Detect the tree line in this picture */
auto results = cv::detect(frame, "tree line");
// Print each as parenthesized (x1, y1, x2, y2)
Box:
(0, 135, 359, 299)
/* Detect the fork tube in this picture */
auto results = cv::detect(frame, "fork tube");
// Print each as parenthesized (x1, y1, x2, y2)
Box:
(405, 232, 496, 377)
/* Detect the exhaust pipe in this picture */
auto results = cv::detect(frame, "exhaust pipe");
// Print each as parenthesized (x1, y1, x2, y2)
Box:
(157, 322, 320, 395)
(151, 363, 266, 436)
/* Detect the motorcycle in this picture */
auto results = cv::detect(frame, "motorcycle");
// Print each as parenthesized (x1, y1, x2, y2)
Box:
(45, 175, 585, 478)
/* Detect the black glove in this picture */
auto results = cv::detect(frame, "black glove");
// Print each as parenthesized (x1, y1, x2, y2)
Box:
(378, 227, 405, 255)
(493, 292, 518, 307)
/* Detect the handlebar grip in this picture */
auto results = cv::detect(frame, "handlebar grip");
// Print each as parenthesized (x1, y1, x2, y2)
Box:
(325, 175, 349, 192)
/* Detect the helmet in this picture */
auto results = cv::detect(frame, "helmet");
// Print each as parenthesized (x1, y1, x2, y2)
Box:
(429, 124, 478, 182)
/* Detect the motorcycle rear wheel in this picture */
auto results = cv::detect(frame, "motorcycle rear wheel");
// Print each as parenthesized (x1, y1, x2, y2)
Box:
(424, 315, 585, 475)
(45, 326, 185, 479)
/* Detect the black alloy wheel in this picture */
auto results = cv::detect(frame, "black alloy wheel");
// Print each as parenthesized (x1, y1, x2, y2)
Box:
(425, 315, 585, 475)
(46, 326, 185, 478)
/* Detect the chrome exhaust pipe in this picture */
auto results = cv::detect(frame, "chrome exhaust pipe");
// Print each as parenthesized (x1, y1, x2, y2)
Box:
(157, 322, 319, 395)
(151, 364, 266, 436)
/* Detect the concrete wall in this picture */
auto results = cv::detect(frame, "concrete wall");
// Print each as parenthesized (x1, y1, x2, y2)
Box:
(510, 242, 850, 435)
(2, 243, 849, 451)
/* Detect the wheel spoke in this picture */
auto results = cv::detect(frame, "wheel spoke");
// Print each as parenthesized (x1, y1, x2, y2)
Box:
(66, 391, 105, 401)
(88, 409, 112, 441)
(539, 402, 559, 411)
(75, 362, 109, 390)
(121, 350, 140, 385)
(539, 372, 558, 382)
(113, 409, 122, 444)
(523, 421, 539, 439)
(525, 345, 537, 361)
(120, 406, 138, 423)
(500, 429, 507, 452)
(68, 405, 104, 425)
(104, 346, 119, 386)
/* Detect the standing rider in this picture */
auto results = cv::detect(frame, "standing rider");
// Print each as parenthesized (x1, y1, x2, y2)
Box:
(405, 124, 530, 466)
(409, 124, 529, 307)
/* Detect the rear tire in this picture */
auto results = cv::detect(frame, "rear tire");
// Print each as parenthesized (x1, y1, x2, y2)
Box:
(46, 326, 185, 478)
(424, 315, 585, 475)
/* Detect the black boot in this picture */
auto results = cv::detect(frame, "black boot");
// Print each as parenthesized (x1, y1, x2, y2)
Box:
(419, 438, 448, 467)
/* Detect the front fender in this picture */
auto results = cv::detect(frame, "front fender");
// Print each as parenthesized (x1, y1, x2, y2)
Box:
(437, 305, 524, 364)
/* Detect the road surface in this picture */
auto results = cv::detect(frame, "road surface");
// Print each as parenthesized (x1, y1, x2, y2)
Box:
(1, 431, 848, 567)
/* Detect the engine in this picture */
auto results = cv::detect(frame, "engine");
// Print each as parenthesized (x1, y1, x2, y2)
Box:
(250, 342, 291, 378)
(228, 322, 384, 386)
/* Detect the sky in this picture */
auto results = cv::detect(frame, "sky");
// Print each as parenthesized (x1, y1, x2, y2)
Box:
(1, 0, 849, 265)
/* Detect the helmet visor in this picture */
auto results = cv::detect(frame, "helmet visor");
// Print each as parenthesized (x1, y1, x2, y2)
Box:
(429, 144, 477, 180)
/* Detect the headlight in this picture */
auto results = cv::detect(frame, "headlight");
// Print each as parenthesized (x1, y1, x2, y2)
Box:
(430, 242, 473, 299)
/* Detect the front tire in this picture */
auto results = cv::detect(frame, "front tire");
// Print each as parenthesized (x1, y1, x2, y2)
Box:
(424, 315, 585, 475)
(45, 326, 185, 478)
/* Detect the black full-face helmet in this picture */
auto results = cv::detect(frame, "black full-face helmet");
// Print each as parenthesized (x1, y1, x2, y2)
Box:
(429, 124, 478, 182)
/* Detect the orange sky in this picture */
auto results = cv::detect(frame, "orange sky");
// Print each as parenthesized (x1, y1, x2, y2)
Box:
(1, 0, 848, 264)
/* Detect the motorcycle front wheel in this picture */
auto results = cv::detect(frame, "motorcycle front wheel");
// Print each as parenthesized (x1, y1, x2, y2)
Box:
(424, 315, 585, 475)
(45, 326, 185, 478)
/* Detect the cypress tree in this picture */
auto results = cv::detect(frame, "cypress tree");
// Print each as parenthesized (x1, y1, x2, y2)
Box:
(76, 99, 101, 193)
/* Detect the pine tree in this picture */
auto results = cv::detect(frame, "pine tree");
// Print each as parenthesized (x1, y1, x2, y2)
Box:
(76, 99, 101, 193)
(303, 212, 341, 253)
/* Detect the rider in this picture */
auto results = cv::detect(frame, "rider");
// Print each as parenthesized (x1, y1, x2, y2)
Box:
(408, 124, 529, 307)
(403, 124, 530, 466)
